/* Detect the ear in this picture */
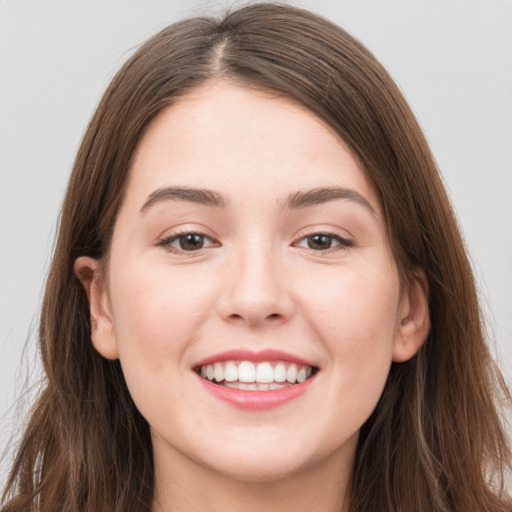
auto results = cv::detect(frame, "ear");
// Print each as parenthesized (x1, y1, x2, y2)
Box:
(74, 256, 119, 360)
(392, 269, 430, 363)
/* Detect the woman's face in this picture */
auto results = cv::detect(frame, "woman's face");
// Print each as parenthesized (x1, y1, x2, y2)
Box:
(79, 82, 427, 484)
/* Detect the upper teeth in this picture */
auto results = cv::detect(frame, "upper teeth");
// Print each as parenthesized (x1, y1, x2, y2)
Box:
(198, 360, 313, 385)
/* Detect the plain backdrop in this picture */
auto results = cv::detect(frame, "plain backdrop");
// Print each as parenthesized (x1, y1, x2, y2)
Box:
(1, 0, 511, 479)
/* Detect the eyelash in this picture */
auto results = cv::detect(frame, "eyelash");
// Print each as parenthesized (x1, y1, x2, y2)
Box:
(157, 230, 218, 254)
(156, 230, 353, 254)
(293, 231, 354, 253)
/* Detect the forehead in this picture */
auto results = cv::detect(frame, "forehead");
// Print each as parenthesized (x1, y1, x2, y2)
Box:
(125, 81, 380, 211)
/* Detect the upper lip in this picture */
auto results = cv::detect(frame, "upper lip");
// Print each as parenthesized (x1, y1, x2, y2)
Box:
(193, 349, 318, 368)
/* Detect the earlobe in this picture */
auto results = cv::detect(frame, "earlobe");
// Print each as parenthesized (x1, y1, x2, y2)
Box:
(392, 270, 430, 363)
(74, 256, 119, 360)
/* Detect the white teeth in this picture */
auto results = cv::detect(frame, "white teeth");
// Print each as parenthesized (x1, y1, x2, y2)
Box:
(198, 359, 316, 388)
(297, 367, 307, 383)
(274, 362, 287, 382)
(255, 362, 274, 383)
(238, 361, 256, 382)
(224, 361, 238, 382)
(214, 362, 224, 382)
(225, 381, 292, 390)
(286, 364, 297, 383)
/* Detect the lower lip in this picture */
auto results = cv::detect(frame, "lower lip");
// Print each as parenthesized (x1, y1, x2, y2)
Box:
(195, 373, 316, 410)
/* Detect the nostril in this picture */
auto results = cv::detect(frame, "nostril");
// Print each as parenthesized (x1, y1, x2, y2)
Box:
(227, 312, 282, 323)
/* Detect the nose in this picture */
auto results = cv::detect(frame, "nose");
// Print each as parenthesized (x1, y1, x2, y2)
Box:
(217, 244, 294, 327)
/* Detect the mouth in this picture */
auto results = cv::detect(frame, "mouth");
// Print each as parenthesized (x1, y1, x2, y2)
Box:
(194, 360, 319, 391)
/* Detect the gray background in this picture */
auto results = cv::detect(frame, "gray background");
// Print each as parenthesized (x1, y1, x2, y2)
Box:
(1, 0, 511, 479)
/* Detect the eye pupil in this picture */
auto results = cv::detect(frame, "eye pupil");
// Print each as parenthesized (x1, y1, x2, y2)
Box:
(307, 234, 332, 250)
(179, 234, 204, 251)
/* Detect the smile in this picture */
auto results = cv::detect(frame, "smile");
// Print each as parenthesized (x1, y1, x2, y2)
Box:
(193, 349, 319, 409)
(196, 360, 316, 390)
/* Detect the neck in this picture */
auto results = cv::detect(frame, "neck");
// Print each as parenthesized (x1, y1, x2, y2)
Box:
(151, 441, 355, 512)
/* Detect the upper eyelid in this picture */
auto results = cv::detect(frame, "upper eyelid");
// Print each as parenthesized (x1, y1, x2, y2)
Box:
(164, 231, 214, 241)
(156, 230, 217, 250)
(156, 232, 219, 256)
(155, 228, 354, 247)
(293, 230, 353, 243)
(157, 226, 217, 242)
(293, 233, 353, 247)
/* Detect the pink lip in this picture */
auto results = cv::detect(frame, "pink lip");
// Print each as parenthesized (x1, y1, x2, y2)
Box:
(195, 372, 317, 410)
(193, 349, 316, 368)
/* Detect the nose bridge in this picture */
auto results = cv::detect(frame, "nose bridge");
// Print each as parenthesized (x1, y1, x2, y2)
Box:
(221, 235, 292, 325)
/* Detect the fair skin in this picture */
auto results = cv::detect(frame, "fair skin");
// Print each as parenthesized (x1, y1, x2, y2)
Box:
(75, 81, 429, 512)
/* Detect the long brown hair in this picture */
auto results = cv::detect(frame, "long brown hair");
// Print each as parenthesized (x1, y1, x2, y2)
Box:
(2, 3, 511, 511)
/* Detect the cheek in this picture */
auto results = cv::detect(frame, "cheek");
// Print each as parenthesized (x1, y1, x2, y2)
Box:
(299, 259, 400, 408)
(108, 259, 216, 364)
(303, 258, 399, 340)
(107, 260, 218, 425)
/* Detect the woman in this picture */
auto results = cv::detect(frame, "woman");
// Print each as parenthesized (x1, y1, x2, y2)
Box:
(2, 3, 511, 511)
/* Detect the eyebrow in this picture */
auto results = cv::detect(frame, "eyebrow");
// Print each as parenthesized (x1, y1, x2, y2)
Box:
(284, 187, 375, 214)
(141, 186, 229, 211)
(140, 185, 375, 214)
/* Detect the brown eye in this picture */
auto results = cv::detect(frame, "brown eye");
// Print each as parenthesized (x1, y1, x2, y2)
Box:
(178, 233, 205, 251)
(159, 232, 217, 253)
(295, 232, 352, 252)
(307, 234, 334, 250)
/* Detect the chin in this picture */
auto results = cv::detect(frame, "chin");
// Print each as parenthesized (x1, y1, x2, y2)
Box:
(204, 452, 312, 484)
(191, 430, 346, 484)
